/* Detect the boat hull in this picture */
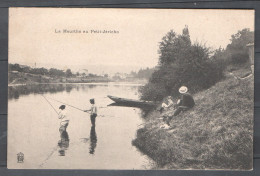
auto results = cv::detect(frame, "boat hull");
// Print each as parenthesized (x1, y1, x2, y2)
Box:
(107, 95, 155, 107)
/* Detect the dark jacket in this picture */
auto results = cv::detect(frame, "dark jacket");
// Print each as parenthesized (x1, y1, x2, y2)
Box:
(180, 93, 195, 108)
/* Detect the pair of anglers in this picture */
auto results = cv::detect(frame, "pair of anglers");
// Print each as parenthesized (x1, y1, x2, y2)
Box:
(160, 86, 195, 129)
(57, 98, 97, 133)
(56, 86, 194, 131)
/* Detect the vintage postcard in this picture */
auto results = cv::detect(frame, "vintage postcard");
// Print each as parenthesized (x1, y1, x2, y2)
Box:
(8, 8, 254, 170)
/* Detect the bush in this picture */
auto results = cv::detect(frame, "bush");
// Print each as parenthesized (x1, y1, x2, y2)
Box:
(140, 28, 254, 101)
(139, 82, 167, 101)
(226, 28, 254, 64)
(140, 27, 224, 101)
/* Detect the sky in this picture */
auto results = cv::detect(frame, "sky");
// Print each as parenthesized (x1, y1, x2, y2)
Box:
(9, 8, 254, 74)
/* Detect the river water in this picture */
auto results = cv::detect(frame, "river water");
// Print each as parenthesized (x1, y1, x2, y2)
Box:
(8, 83, 155, 169)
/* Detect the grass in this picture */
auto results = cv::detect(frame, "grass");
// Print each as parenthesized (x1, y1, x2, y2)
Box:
(132, 71, 253, 170)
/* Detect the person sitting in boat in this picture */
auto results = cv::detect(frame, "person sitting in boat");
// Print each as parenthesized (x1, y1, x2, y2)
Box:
(84, 99, 97, 126)
(159, 96, 174, 113)
(58, 105, 69, 133)
(165, 86, 195, 126)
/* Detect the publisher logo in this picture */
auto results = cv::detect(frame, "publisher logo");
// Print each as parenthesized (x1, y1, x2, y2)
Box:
(17, 152, 24, 163)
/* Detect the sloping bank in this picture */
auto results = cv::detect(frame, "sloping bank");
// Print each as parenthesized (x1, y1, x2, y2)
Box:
(132, 74, 253, 170)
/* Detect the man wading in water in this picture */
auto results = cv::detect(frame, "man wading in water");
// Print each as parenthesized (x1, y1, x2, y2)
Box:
(58, 105, 70, 133)
(84, 99, 97, 126)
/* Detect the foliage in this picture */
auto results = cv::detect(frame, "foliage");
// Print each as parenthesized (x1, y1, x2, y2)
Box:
(211, 28, 254, 68)
(158, 26, 191, 65)
(9, 64, 29, 72)
(49, 68, 65, 77)
(30, 67, 49, 75)
(8, 63, 102, 79)
(226, 28, 254, 64)
(140, 26, 224, 101)
(65, 69, 73, 77)
(139, 82, 167, 101)
(131, 67, 155, 80)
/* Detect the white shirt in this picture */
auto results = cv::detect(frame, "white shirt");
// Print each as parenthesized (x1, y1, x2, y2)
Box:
(58, 109, 69, 122)
(162, 99, 173, 108)
(90, 104, 97, 115)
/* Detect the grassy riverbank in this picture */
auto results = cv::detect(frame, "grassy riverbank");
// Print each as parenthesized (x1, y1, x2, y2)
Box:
(133, 72, 253, 170)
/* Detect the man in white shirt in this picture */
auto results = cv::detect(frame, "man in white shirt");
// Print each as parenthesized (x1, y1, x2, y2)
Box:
(58, 105, 69, 132)
(84, 99, 97, 126)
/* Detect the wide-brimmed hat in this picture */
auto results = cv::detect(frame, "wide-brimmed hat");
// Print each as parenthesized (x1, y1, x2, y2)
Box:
(179, 86, 188, 94)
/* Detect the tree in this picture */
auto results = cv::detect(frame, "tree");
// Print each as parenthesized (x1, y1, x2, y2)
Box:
(30, 67, 48, 75)
(9, 63, 22, 72)
(140, 26, 224, 101)
(158, 25, 191, 65)
(136, 67, 155, 79)
(49, 68, 65, 77)
(65, 69, 73, 77)
(226, 28, 254, 63)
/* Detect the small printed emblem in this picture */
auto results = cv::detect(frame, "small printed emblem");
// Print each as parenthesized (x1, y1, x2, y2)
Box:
(17, 152, 24, 163)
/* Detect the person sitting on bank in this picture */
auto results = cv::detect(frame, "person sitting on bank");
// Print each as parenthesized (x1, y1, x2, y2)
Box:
(58, 105, 70, 133)
(166, 86, 195, 126)
(159, 96, 174, 113)
(84, 99, 97, 126)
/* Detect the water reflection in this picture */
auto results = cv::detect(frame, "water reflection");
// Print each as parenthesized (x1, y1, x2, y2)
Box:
(58, 130, 70, 156)
(9, 83, 155, 169)
(89, 126, 97, 155)
(8, 84, 74, 100)
(65, 85, 73, 93)
(108, 103, 153, 118)
(9, 84, 112, 100)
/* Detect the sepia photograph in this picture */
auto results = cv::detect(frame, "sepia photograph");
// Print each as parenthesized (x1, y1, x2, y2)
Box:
(8, 8, 254, 170)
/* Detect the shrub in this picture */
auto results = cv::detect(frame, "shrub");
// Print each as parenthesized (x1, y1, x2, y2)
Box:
(226, 28, 254, 64)
(139, 82, 167, 101)
(140, 27, 224, 101)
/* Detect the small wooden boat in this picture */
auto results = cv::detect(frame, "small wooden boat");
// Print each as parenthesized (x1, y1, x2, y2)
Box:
(107, 95, 155, 107)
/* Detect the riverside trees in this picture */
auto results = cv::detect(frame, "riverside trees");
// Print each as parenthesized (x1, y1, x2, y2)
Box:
(140, 26, 224, 101)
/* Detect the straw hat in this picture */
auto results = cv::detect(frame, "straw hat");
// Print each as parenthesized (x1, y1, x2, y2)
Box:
(179, 86, 188, 94)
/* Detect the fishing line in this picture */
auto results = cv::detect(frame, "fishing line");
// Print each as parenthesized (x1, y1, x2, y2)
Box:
(41, 95, 59, 115)
(46, 97, 87, 113)
(44, 97, 121, 118)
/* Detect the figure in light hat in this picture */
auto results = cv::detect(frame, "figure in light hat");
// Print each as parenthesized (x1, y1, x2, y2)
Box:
(162, 86, 195, 128)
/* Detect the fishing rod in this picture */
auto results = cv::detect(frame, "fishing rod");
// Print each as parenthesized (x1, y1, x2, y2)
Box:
(43, 96, 119, 117)
(41, 95, 59, 115)
(46, 97, 87, 112)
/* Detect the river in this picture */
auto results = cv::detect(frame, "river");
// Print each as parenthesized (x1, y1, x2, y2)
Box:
(7, 83, 155, 169)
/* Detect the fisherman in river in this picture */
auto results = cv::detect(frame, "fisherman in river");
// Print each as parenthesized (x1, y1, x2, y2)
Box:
(166, 86, 195, 126)
(84, 99, 97, 126)
(58, 105, 70, 133)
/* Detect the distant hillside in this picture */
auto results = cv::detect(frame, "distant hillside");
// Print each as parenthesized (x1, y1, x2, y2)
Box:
(8, 71, 110, 85)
